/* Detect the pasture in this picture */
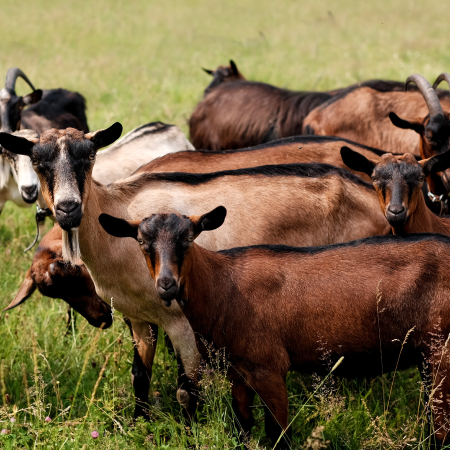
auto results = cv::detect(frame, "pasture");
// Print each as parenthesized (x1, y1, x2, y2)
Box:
(0, 0, 449, 448)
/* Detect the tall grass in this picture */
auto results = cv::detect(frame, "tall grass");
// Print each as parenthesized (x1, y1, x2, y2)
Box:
(0, 0, 450, 447)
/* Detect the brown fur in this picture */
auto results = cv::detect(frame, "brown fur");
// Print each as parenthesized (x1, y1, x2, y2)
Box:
(2, 127, 389, 419)
(203, 60, 245, 94)
(189, 80, 334, 150)
(115, 211, 450, 447)
(141, 136, 392, 183)
(304, 87, 450, 157)
(5, 224, 112, 328)
(342, 147, 450, 236)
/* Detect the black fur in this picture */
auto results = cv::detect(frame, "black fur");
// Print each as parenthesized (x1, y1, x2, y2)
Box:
(22, 89, 89, 133)
(130, 163, 375, 191)
(132, 122, 174, 135)
(219, 232, 450, 258)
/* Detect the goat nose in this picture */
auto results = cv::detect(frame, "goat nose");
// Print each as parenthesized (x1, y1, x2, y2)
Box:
(22, 185, 37, 196)
(57, 201, 79, 215)
(158, 277, 176, 291)
(388, 204, 405, 215)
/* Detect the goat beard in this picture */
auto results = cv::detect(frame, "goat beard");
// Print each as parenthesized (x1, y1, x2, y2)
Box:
(62, 228, 83, 266)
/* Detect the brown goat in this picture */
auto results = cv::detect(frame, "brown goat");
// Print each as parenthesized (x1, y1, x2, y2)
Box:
(0, 124, 390, 420)
(5, 223, 112, 329)
(100, 208, 450, 448)
(188, 75, 413, 151)
(341, 146, 450, 236)
(140, 135, 389, 182)
(202, 60, 245, 94)
(303, 74, 450, 160)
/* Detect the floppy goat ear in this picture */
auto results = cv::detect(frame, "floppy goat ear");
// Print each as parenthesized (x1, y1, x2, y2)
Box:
(98, 213, 139, 239)
(340, 146, 377, 177)
(419, 148, 450, 175)
(4, 269, 37, 312)
(389, 112, 424, 134)
(85, 122, 123, 150)
(192, 206, 227, 237)
(0, 132, 36, 156)
(202, 68, 214, 76)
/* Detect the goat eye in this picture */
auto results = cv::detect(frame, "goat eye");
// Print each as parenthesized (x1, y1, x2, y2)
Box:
(89, 153, 96, 160)
(188, 236, 194, 242)
(32, 158, 39, 166)
(372, 177, 378, 182)
(138, 239, 144, 245)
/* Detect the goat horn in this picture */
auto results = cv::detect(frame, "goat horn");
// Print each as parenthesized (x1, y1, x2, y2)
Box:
(432, 73, 450, 91)
(5, 67, 36, 93)
(405, 73, 444, 117)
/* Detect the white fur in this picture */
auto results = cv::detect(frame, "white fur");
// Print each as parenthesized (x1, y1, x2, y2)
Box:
(61, 228, 82, 265)
(93, 123, 194, 184)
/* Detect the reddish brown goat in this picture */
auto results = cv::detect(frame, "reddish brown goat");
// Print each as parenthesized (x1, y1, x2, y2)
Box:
(202, 60, 245, 94)
(100, 208, 450, 448)
(303, 74, 450, 158)
(341, 145, 450, 236)
(139, 135, 392, 181)
(5, 224, 112, 329)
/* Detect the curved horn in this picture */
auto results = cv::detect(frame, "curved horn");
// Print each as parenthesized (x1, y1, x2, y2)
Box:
(433, 73, 450, 91)
(5, 67, 36, 93)
(405, 74, 444, 117)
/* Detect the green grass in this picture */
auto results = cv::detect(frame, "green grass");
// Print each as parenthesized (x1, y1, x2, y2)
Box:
(0, 0, 449, 448)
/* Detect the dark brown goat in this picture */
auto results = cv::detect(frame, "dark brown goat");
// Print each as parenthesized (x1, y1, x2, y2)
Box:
(5, 223, 112, 329)
(202, 60, 245, 94)
(188, 75, 413, 150)
(341, 146, 450, 236)
(100, 208, 450, 448)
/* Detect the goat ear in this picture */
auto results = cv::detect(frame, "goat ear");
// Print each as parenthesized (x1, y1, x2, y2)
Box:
(419, 148, 450, 175)
(22, 89, 43, 106)
(389, 112, 424, 134)
(98, 213, 139, 239)
(192, 206, 227, 236)
(340, 146, 377, 176)
(230, 60, 238, 76)
(202, 68, 213, 76)
(4, 270, 36, 312)
(0, 132, 35, 156)
(85, 122, 123, 150)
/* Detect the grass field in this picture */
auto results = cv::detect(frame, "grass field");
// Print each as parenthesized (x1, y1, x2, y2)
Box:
(0, 0, 449, 448)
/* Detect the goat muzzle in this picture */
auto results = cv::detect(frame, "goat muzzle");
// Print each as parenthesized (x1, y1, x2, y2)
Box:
(55, 201, 83, 230)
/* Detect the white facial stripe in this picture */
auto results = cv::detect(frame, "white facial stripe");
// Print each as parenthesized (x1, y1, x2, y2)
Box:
(0, 89, 11, 101)
(54, 139, 81, 206)
(16, 155, 39, 191)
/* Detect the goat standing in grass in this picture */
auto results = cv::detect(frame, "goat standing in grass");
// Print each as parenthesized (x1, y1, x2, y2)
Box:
(0, 125, 390, 420)
(100, 207, 450, 449)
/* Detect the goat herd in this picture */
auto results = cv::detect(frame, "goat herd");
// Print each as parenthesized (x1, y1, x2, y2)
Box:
(2, 63, 450, 448)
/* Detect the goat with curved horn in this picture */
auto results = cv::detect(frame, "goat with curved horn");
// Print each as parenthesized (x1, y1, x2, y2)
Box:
(5, 67, 36, 93)
(405, 73, 444, 118)
(433, 72, 450, 90)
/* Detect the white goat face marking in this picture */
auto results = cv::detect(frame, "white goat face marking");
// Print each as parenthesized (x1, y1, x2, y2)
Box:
(15, 155, 40, 203)
(0, 89, 11, 102)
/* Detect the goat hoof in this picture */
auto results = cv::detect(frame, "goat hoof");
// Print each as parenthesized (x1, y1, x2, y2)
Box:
(176, 388, 191, 409)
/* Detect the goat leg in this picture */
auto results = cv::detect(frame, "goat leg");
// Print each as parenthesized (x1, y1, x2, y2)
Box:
(128, 319, 158, 420)
(231, 378, 255, 447)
